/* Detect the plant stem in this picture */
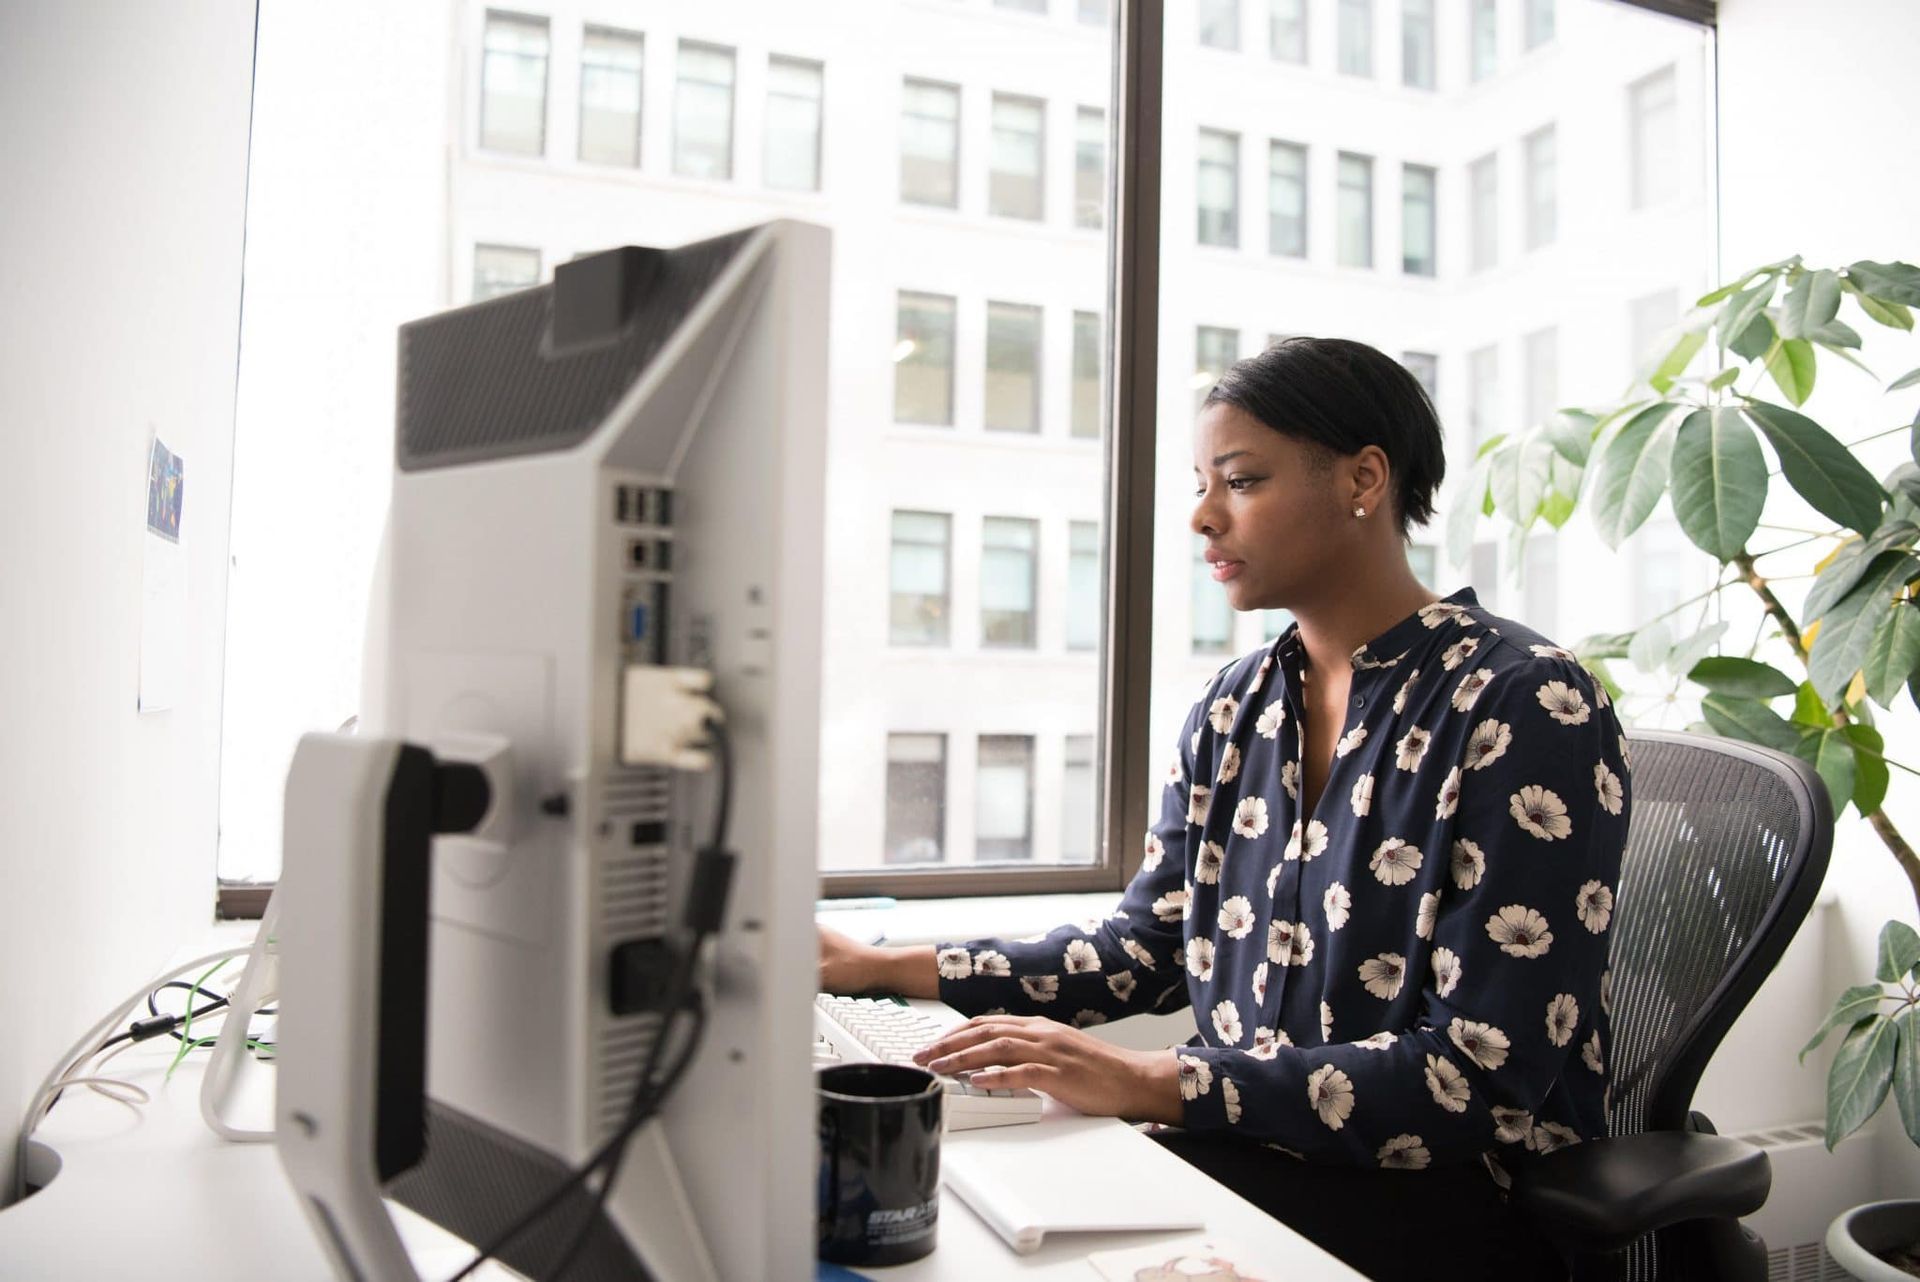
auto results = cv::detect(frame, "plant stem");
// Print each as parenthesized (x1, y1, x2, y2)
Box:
(1733, 554, 1807, 657)
(1749, 534, 1831, 561)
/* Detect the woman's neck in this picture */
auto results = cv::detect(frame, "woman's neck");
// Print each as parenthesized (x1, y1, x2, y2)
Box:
(1291, 564, 1440, 679)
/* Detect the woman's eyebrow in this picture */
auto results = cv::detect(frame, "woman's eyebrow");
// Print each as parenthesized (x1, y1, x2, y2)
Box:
(1195, 449, 1254, 472)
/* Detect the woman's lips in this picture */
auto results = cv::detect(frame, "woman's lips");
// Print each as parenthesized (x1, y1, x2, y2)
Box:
(1210, 559, 1244, 582)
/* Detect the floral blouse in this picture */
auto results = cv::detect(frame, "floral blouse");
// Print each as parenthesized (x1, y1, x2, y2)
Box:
(937, 589, 1629, 1171)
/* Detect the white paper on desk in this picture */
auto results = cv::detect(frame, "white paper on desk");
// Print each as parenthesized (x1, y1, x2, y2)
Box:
(139, 435, 188, 712)
(942, 1123, 1206, 1255)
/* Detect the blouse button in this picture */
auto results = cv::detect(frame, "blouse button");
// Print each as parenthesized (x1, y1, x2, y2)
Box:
(1352, 694, 1366, 709)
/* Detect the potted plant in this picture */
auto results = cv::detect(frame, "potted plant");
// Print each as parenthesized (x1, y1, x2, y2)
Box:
(1456, 256, 1920, 1277)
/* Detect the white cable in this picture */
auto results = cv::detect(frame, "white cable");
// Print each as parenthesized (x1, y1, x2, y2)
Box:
(15, 945, 253, 1201)
(202, 892, 280, 1142)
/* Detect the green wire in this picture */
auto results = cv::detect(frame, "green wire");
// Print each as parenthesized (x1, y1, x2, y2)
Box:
(164, 959, 230, 1081)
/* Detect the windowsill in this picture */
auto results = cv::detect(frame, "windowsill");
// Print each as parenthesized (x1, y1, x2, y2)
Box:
(818, 890, 1124, 947)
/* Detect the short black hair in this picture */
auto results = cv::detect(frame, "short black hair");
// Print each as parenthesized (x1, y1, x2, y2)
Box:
(1202, 337, 1447, 536)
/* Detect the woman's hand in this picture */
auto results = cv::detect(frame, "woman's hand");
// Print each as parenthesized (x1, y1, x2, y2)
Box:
(817, 925, 939, 999)
(911, 1015, 1183, 1125)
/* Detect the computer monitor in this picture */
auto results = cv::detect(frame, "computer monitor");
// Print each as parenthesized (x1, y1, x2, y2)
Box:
(273, 220, 829, 1281)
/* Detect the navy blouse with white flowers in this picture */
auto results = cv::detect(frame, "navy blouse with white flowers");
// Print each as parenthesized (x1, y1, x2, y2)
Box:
(937, 589, 1629, 1171)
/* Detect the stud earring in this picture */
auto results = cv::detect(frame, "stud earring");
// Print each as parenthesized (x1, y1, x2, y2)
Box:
(1353, 506, 1367, 518)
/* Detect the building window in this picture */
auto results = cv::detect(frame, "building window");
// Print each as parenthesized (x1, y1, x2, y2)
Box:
(1072, 311, 1103, 440)
(1270, 0, 1307, 63)
(1524, 125, 1557, 250)
(1268, 141, 1307, 258)
(1200, 0, 1240, 50)
(1403, 351, 1439, 401)
(472, 244, 541, 301)
(901, 79, 960, 208)
(1195, 326, 1240, 408)
(1629, 288, 1680, 371)
(1526, 0, 1556, 49)
(674, 41, 735, 180)
(1629, 65, 1680, 210)
(1197, 128, 1240, 248)
(764, 56, 824, 192)
(1467, 344, 1500, 452)
(1075, 107, 1106, 230)
(884, 734, 946, 864)
(997, 0, 1048, 12)
(982, 517, 1039, 647)
(480, 11, 549, 156)
(1080, 0, 1112, 24)
(890, 511, 951, 646)
(578, 27, 642, 168)
(1062, 735, 1097, 864)
(1402, 163, 1436, 277)
(1469, 151, 1498, 273)
(1470, 0, 1498, 82)
(1522, 535, 1559, 637)
(1068, 520, 1100, 649)
(1402, 0, 1436, 89)
(894, 292, 956, 425)
(985, 302, 1043, 434)
(1524, 326, 1558, 429)
(1338, 0, 1374, 76)
(1192, 535, 1233, 654)
(977, 736, 1035, 862)
(1337, 152, 1374, 269)
(1409, 544, 1439, 589)
(990, 94, 1046, 221)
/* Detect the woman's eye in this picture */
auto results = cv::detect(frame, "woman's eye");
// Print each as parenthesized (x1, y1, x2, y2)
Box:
(1228, 477, 1257, 491)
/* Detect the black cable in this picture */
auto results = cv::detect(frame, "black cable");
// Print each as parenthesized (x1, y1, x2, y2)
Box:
(706, 717, 732, 853)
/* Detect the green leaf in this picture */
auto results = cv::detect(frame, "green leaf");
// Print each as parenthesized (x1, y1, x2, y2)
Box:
(1575, 631, 1636, 662)
(1826, 1015, 1899, 1149)
(1781, 269, 1844, 339)
(1708, 367, 1741, 391)
(1743, 401, 1889, 533)
(1850, 261, 1920, 307)
(1803, 983, 1891, 1060)
(1689, 656, 1798, 699)
(1447, 459, 1490, 571)
(1731, 311, 1777, 362)
(1878, 921, 1920, 984)
(1488, 437, 1553, 527)
(1719, 277, 1779, 352)
(1543, 410, 1597, 467)
(1650, 329, 1707, 394)
(1810, 553, 1920, 706)
(1857, 294, 1915, 332)
(1846, 724, 1891, 816)
(1863, 601, 1920, 707)
(1667, 621, 1730, 678)
(1895, 1006, 1920, 1147)
(1792, 681, 1830, 728)
(1805, 528, 1920, 624)
(1670, 406, 1767, 561)
(1767, 338, 1819, 406)
(1809, 319, 1864, 351)
(1800, 728, 1859, 814)
(1591, 403, 1681, 548)
(1628, 619, 1673, 673)
(1892, 367, 1920, 392)
(1701, 693, 1806, 754)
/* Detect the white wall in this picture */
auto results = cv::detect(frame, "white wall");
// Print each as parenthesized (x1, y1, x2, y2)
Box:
(0, 2, 255, 1199)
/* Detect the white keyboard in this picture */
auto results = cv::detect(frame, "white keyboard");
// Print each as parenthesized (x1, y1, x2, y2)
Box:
(814, 994, 1044, 1131)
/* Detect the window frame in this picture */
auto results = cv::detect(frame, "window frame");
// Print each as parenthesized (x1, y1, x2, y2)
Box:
(577, 25, 644, 169)
(764, 54, 825, 193)
(672, 39, 737, 180)
(478, 9, 551, 157)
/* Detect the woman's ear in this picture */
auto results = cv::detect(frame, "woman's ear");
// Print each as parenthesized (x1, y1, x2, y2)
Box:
(1350, 445, 1392, 517)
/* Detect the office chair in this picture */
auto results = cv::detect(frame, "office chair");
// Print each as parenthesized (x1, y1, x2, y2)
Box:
(1507, 729, 1834, 1281)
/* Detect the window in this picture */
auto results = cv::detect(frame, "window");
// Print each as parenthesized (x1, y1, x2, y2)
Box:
(1524, 326, 1558, 428)
(1262, 609, 1294, 640)
(1197, 129, 1239, 248)
(985, 302, 1043, 433)
(1337, 152, 1373, 269)
(990, 94, 1046, 220)
(1524, 124, 1557, 249)
(976, 736, 1035, 862)
(578, 27, 642, 168)
(1629, 288, 1680, 371)
(890, 511, 951, 645)
(1632, 521, 1695, 624)
(1469, 151, 1498, 272)
(1068, 521, 1101, 650)
(479, 11, 548, 155)
(1401, 163, 1436, 277)
(1522, 535, 1559, 636)
(1072, 311, 1103, 439)
(1403, 350, 1439, 401)
(982, 517, 1039, 646)
(472, 244, 540, 300)
(1268, 141, 1307, 258)
(1061, 735, 1097, 864)
(764, 56, 824, 192)
(894, 292, 956, 425)
(674, 41, 735, 180)
(1195, 326, 1240, 408)
(1075, 107, 1106, 230)
(1270, 0, 1307, 63)
(1338, 0, 1373, 77)
(901, 79, 960, 207)
(1629, 65, 1680, 210)
(1467, 344, 1500, 452)
(1402, 0, 1435, 89)
(1080, 0, 1111, 24)
(997, 0, 1048, 11)
(1526, 0, 1557, 50)
(1409, 544, 1439, 588)
(1470, 0, 1498, 82)
(884, 734, 946, 864)
(1200, 0, 1240, 50)
(1191, 535, 1233, 654)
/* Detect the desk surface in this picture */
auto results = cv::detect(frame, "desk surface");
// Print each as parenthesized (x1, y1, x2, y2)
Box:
(1, 1002, 1355, 1280)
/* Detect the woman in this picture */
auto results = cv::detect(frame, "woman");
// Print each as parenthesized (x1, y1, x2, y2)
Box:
(820, 337, 1627, 1279)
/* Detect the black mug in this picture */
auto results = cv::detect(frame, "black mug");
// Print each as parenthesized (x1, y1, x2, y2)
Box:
(816, 1063, 943, 1266)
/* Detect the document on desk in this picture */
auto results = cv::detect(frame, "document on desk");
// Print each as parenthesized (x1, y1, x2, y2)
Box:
(941, 1120, 1205, 1255)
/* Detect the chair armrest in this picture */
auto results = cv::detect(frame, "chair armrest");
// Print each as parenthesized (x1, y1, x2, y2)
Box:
(1507, 1131, 1771, 1254)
